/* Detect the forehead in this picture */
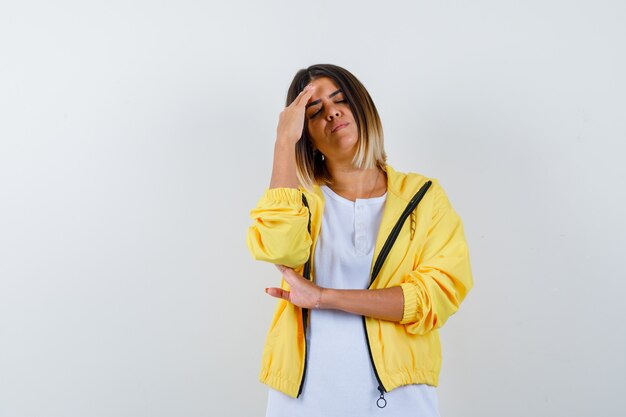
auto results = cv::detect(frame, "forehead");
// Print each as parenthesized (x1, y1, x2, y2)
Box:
(309, 76, 339, 90)
(306, 77, 342, 106)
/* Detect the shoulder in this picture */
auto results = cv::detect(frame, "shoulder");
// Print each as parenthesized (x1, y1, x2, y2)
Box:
(386, 164, 453, 212)
(385, 164, 443, 196)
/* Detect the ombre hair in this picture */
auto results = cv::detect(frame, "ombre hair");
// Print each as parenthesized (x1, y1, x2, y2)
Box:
(285, 64, 387, 191)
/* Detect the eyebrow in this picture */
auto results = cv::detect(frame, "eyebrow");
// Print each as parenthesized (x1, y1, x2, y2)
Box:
(305, 89, 343, 109)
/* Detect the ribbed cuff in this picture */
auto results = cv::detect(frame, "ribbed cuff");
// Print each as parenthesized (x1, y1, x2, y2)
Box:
(399, 282, 419, 324)
(260, 187, 303, 206)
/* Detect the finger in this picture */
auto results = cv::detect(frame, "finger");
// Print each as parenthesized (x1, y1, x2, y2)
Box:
(265, 287, 289, 300)
(274, 264, 285, 273)
(293, 84, 316, 107)
(287, 88, 309, 107)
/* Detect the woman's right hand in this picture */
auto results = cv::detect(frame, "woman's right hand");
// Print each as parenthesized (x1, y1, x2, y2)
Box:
(276, 84, 316, 145)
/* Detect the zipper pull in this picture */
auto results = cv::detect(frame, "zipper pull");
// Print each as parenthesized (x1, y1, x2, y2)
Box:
(376, 385, 387, 408)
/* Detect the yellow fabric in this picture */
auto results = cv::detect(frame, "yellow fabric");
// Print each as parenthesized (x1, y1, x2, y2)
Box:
(246, 165, 473, 398)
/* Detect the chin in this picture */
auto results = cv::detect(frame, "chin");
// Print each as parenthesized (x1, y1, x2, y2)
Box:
(333, 128, 358, 143)
(336, 137, 359, 158)
(333, 137, 357, 153)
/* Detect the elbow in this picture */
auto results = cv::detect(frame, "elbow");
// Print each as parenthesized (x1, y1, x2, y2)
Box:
(401, 298, 459, 336)
(246, 228, 311, 268)
(249, 250, 311, 269)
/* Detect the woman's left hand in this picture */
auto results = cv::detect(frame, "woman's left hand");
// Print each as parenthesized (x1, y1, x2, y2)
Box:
(266, 265, 324, 309)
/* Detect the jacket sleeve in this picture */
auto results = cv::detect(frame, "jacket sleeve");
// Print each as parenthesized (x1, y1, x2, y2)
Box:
(245, 187, 313, 268)
(398, 180, 473, 335)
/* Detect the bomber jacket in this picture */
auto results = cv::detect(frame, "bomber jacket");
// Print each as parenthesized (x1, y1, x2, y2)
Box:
(246, 164, 473, 399)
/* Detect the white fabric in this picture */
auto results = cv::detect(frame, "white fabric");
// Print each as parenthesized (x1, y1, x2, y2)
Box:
(265, 185, 441, 417)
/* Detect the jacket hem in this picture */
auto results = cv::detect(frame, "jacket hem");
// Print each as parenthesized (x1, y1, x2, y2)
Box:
(383, 369, 440, 391)
(260, 368, 439, 398)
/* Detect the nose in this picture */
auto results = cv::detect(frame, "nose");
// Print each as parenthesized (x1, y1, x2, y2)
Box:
(325, 105, 341, 121)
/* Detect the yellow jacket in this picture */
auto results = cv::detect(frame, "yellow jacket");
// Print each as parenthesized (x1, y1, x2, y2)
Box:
(246, 165, 473, 398)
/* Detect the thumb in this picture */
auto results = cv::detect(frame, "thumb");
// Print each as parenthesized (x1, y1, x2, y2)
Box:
(266, 287, 289, 300)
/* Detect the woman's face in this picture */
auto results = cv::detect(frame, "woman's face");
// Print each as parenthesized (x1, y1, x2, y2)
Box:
(304, 77, 359, 163)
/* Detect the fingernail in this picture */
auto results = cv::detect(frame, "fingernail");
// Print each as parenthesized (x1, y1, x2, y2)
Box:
(265, 288, 268, 293)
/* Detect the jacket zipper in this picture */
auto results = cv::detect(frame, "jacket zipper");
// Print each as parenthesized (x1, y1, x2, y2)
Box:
(296, 180, 431, 401)
(362, 180, 432, 408)
(297, 194, 313, 398)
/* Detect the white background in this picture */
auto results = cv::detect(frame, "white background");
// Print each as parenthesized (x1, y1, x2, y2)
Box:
(1, 1, 625, 416)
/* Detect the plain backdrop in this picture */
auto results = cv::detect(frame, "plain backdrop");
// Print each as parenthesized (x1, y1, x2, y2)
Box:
(1, 1, 625, 416)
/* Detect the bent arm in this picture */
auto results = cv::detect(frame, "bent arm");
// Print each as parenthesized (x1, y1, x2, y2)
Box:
(321, 181, 473, 329)
(246, 136, 311, 266)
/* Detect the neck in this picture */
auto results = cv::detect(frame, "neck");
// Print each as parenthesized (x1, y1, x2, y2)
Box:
(325, 159, 386, 199)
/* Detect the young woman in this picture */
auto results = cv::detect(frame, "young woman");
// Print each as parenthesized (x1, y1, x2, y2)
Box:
(246, 64, 473, 416)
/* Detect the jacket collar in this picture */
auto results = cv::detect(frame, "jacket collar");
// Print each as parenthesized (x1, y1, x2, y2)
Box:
(373, 165, 416, 266)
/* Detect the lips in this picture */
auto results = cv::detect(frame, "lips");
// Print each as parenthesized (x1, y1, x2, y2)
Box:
(331, 122, 349, 133)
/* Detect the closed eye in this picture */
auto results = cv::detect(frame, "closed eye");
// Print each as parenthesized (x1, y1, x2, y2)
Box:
(309, 99, 348, 119)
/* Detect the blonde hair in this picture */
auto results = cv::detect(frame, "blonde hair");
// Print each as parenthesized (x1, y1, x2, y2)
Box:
(285, 64, 387, 192)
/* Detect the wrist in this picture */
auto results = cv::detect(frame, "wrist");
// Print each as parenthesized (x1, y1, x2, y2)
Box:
(315, 288, 325, 309)
(317, 288, 334, 310)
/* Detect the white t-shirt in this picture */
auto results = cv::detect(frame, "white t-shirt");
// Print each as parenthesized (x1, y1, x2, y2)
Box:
(265, 185, 440, 417)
